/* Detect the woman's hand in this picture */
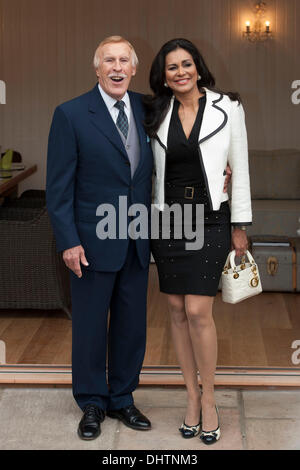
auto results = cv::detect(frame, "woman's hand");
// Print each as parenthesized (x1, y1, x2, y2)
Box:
(231, 228, 248, 258)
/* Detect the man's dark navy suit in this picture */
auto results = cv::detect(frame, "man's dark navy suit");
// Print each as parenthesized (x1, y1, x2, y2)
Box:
(46, 84, 153, 411)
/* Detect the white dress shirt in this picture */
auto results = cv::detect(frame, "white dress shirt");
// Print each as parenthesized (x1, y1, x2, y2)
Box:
(98, 83, 131, 126)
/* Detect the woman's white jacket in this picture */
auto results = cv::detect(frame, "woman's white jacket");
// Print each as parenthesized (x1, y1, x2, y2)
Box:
(151, 88, 252, 225)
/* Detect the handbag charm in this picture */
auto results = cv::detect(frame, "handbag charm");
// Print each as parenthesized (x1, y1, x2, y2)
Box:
(221, 250, 262, 304)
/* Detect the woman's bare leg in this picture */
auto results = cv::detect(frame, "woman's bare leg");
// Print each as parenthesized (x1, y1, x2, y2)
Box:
(184, 294, 219, 431)
(166, 294, 201, 425)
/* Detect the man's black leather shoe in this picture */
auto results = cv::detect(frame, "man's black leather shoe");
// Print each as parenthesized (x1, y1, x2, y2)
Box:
(107, 404, 151, 430)
(78, 404, 105, 440)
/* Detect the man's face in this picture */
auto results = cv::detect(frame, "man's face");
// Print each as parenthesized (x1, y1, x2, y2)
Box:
(96, 42, 136, 100)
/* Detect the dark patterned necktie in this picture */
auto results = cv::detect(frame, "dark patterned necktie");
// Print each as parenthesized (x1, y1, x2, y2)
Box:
(114, 100, 129, 139)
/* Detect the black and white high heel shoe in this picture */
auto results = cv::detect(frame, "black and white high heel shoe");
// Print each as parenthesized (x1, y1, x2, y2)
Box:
(179, 418, 201, 439)
(199, 405, 221, 445)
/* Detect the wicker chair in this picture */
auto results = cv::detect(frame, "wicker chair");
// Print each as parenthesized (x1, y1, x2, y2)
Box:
(0, 203, 71, 318)
(2, 189, 47, 209)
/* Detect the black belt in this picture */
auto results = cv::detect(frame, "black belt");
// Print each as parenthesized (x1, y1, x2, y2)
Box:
(165, 183, 207, 200)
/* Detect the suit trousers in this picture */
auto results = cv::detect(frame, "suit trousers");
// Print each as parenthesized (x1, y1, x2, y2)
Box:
(70, 239, 149, 411)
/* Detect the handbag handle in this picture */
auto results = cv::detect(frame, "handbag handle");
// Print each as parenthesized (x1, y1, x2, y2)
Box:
(224, 250, 255, 270)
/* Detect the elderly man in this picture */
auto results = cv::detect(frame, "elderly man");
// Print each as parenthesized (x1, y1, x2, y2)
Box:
(46, 36, 153, 439)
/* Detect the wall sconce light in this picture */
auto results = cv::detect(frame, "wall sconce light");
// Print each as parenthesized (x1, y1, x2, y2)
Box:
(243, 2, 273, 43)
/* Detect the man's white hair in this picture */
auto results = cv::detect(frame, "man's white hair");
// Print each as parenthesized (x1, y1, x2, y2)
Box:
(93, 36, 139, 69)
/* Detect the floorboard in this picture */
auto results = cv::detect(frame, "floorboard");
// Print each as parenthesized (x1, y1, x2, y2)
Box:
(0, 265, 299, 369)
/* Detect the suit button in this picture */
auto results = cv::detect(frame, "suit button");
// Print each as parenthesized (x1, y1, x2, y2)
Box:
(125, 161, 130, 165)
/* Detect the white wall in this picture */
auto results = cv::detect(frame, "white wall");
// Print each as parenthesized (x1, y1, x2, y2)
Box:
(0, 0, 299, 193)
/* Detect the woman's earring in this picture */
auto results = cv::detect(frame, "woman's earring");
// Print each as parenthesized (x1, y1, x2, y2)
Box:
(198, 75, 202, 81)
(164, 82, 168, 88)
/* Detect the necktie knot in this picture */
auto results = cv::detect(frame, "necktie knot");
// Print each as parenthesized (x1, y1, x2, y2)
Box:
(114, 100, 125, 111)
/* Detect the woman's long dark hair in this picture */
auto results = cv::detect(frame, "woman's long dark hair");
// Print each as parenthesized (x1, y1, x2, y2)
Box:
(143, 38, 241, 137)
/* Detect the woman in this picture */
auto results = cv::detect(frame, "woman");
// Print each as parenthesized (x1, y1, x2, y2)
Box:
(144, 39, 251, 445)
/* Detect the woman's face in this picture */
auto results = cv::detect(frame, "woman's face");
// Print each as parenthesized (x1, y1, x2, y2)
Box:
(164, 48, 199, 95)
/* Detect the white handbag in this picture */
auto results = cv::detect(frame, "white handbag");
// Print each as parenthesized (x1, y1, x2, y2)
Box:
(221, 250, 262, 304)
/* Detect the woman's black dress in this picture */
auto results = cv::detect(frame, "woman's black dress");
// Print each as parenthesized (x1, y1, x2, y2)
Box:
(151, 95, 232, 296)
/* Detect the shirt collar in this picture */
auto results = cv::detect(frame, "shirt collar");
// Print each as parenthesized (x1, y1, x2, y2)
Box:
(98, 83, 130, 112)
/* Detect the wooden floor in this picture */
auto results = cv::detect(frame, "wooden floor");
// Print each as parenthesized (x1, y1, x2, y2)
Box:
(0, 264, 300, 368)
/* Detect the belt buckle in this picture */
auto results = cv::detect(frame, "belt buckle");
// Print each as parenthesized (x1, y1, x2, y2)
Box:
(184, 186, 194, 199)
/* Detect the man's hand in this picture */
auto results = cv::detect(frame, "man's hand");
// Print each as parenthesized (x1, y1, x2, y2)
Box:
(63, 245, 89, 278)
(231, 229, 248, 258)
(223, 164, 232, 193)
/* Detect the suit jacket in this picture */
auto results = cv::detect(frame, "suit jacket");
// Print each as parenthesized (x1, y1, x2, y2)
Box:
(151, 88, 252, 225)
(46, 84, 153, 271)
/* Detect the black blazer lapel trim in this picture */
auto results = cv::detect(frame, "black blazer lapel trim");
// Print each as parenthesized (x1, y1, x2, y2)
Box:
(154, 92, 228, 149)
(198, 93, 228, 145)
(88, 85, 128, 159)
(154, 134, 167, 151)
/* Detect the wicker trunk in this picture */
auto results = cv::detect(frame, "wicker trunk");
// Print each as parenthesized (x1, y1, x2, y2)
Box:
(0, 199, 71, 318)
